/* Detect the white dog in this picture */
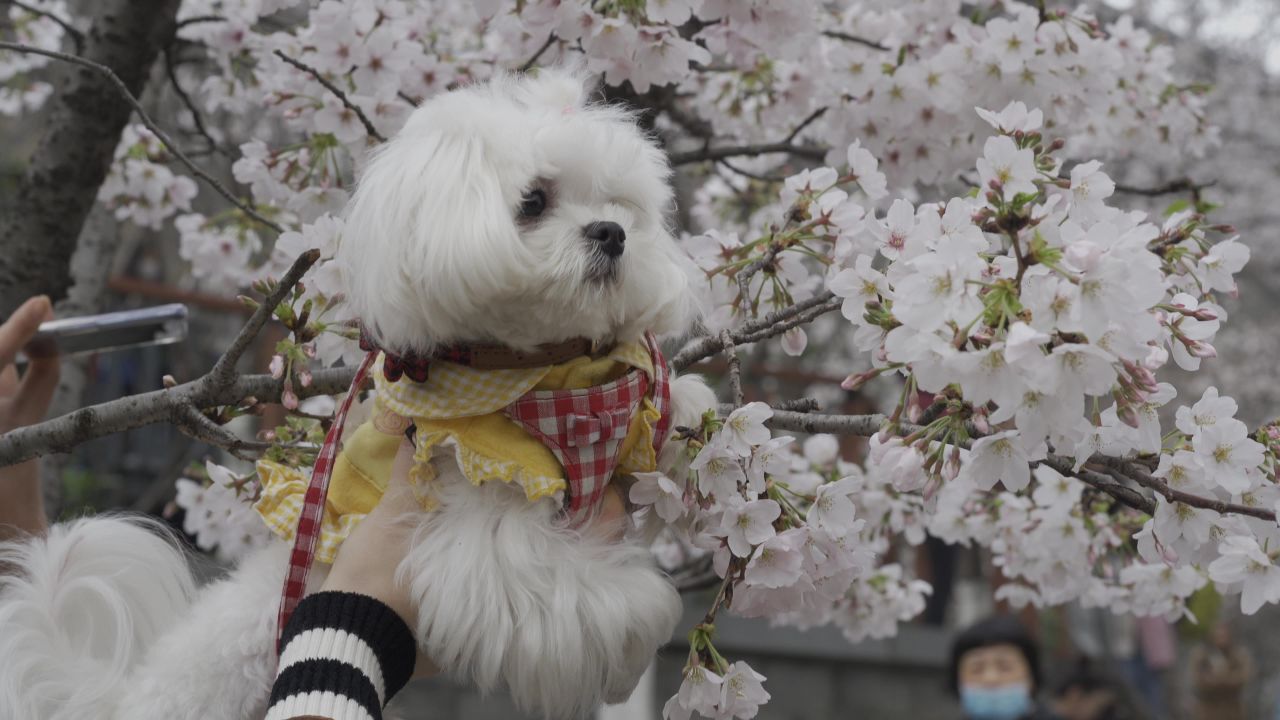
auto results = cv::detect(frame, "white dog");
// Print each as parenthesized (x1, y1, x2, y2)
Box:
(0, 70, 715, 720)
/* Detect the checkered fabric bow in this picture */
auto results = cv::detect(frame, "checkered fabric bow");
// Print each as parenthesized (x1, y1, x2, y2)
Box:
(358, 327, 432, 383)
(566, 408, 632, 447)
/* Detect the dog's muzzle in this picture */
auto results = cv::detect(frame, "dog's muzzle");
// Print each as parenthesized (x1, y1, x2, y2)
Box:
(585, 221, 626, 258)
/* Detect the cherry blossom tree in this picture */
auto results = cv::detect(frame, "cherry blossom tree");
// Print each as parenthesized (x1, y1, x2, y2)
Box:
(1, 1, 1275, 717)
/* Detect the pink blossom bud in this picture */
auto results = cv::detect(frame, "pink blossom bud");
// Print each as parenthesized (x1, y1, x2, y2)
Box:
(1190, 308, 1218, 322)
(943, 449, 961, 481)
(257, 429, 276, 442)
(1117, 403, 1141, 429)
(907, 398, 924, 424)
(268, 354, 285, 379)
(298, 369, 313, 388)
(971, 412, 991, 435)
(1188, 340, 1217, 359)
(301, 343, 317, 359)
(842, 369, 877, 391)
(282, 378, 299, 410)
(1124, 361, 1159, 394)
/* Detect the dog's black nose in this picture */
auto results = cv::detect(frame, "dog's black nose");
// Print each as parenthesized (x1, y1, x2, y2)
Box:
(585, 221, 626, 258)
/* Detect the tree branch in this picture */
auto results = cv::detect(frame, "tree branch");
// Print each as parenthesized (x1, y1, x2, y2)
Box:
(203, 249, 319, 395)
(0, 252, 363, 467)
(1114, 178, 1216, 197)
(163, 43, 228, 157)
(762, 409, 1277, 523)
(669, 141, 828, 166)
(271, 49, 386, 143)
(0, 40, 284, 237)
(672, 292, 841, 371)
(717, 159, 787, 183)
(783, 106, 829, 145)
(820, 30, 891, 52)
(518, 32, 558, 72)
(2, 0, 84, 54)
(720, 330, 744, 406)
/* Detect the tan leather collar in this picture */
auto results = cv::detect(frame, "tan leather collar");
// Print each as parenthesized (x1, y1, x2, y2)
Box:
(460, 337, 611, 369)
(358, 323, 613, 382)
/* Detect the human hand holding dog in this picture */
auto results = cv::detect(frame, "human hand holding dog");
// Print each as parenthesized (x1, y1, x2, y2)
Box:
(318, 436, 633, 681)
(0, 296, 59, 542)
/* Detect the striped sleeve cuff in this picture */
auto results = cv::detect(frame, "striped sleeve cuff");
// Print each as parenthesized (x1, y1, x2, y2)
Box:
(266, 591, 417, 720)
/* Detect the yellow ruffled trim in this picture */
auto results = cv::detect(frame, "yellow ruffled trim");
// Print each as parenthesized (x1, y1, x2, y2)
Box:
(414, 429, 566, 502)
(254, 459, 366, 564)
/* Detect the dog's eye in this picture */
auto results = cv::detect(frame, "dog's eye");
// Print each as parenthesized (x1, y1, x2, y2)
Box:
(519, 189, 547, 219)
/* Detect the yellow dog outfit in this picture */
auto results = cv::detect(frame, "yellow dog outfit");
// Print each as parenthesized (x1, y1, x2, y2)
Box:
(254, 336, 670, 564)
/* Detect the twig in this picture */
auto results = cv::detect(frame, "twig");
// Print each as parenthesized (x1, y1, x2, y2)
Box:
(720, 330, 744, 407)
(174, 404, 269, 461)
(672, 291, 840, 371)
(670, 141, 828, 166)
(735, 242, 781, 314)
(272, 49, 386, 143)
(1114, 178, 1216, 197)
(783, 106, 829, 145)
(820, 30, 891, 52)
(175, 14, 224, 30)
(163, 44, 228, 158)
(203, 249, 319, 394)
(0, 41, 284, 234)
(2, 0, 84, 54)
(518, 32, 558, 72)
(718, 159, 787, 183)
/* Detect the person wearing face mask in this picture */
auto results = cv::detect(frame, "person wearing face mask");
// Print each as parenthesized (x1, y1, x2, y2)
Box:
(949, 615, 1056, 720)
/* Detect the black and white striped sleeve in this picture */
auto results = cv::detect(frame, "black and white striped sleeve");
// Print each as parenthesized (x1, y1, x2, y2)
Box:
(265, 591, 418, 720)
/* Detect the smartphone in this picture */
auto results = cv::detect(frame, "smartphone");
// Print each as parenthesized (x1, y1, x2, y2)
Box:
(16, 304, 189, 364)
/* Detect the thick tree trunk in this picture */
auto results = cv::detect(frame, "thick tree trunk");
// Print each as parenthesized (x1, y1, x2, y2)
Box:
(0, 0, 181, 316)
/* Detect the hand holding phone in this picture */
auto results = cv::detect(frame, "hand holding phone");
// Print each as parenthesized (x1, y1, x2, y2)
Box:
(16, 303, 188, 365)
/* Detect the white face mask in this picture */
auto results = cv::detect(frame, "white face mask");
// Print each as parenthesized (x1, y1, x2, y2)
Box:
(960, 682, 1033, 720)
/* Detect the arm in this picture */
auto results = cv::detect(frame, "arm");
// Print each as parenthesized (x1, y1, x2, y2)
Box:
(265, 440, 429, 720)
(0, 296, 59, 543)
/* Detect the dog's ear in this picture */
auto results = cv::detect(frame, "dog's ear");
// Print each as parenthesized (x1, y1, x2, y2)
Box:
(337, 123, 528, 355)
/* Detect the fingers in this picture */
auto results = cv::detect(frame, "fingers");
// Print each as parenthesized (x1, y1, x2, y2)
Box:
(367, 438, 421, 519)
(389, 437, 415, 487)
(12, 351, 60, 427)
(0, 296, 53, 369)
(0, 365, 16, 397)
(590, 483, 629, 542)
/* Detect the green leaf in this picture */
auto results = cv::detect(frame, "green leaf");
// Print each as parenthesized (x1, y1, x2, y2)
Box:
(1163, 198, 1190, 216)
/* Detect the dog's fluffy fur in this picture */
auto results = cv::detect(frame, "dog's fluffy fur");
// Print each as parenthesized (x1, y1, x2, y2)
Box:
(0, 70, 716, 720)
